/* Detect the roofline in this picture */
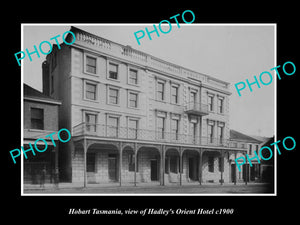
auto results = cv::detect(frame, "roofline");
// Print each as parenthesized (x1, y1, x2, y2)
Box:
(69, 26, 230, 87)
(24, 96, 62, 105)
(230, 129, 263, 144)
(229, 138, 262, 144)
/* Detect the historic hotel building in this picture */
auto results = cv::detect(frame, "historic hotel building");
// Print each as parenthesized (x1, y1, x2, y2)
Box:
(42, 26, 248, 187)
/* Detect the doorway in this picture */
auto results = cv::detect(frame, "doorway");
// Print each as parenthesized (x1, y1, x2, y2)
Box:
(242, 164, 250, 182)
(188, 157, 197, 181)
(108, 154, 117, 181)
(250, 166, 255, 181)
(150, 159, 159, 181)
(231, 164, 236, 183)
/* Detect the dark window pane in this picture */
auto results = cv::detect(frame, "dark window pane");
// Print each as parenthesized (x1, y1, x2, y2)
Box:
(109, 63, 118, 79)
(109, 88, 119, 104)
(129, 69, 138, 84)
(170, 156, 178, 173)
(31, 108, 44, 129)
(85, 114, 97, 132)
(171, 86, 178, 103)
(87, 153, 96, 172)
(86, 83, 96, 100)
(108, 117, 119, 137)
(157, 82, 164, 101)
(128, 153, 135, 171)
(86, 56, 96, 74)
(129, 93, 138, 108)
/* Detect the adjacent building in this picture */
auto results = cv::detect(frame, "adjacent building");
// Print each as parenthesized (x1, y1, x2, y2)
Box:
(229, 130, 262, 183)
(255, 136, 274, 183)
(42, 26, 251, 187)
(23, 84, 61, 185)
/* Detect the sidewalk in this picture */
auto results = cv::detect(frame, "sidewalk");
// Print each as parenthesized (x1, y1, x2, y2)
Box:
(23, 181, 270, 192)
(23, 182, 274, 194)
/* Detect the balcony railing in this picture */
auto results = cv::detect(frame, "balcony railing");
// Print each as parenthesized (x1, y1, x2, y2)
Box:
(184, 102, 209, 116)
(73, 123, 245, 149)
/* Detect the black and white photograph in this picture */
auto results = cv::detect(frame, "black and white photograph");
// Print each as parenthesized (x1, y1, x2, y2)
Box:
(4, 4, 298, 222)
(21, 24, 275, 195)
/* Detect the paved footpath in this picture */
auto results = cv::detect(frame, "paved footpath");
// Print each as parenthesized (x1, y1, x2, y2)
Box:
(24, 183, 273, 194)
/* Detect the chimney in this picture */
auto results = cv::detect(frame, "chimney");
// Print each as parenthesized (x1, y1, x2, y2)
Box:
(42, 60, 50, 96)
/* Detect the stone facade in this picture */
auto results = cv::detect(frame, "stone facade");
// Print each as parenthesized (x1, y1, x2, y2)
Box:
(42, 26, 248, 186)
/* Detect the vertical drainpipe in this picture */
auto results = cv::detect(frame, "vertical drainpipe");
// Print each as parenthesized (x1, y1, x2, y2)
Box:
(119, 142, 122, 187)
(134, 143, 137, 187)
(244, 152, 248, 185)
(160, 145, 165, 186)
(199, 148, 202, 185)
(234, 152, 237, 185)
(83, 137, 87, 188)
(220, 150, 224, 185)
(179, 147, 182, 186)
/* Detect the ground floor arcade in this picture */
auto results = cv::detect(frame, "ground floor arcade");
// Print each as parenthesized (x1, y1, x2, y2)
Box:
(70, 138, 254, 187)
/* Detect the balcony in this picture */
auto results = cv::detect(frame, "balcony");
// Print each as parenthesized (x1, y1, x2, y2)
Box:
(184, 102, 209, 116)
(72, 123, 245, 149)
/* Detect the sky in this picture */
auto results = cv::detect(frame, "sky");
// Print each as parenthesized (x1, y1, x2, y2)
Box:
(22, 24, 275, 137)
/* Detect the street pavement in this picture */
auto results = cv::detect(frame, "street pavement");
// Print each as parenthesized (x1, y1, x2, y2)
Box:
(23, 183, 274, 194)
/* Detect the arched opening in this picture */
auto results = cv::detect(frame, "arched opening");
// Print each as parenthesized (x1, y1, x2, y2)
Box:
(121, 145, 135, 184)
(86, 142, 119, 184)
(164, 148, 180, 184)
(202, 150, 222, 183)
(137, 146, 161, 184)
(181, 149, 200, 183)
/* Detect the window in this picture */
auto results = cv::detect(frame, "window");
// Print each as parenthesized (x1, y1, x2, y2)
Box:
(171, 119, 179, 139)
(128, 153, 135, 172)
(218, 126, 224, 144)
(129, 92, 138, 108)
(86, 56, 97, 74)
(232, 142, 238, 148)
(208, 124, 214, 143)
(85, 113, 97, 132)
(208, 156, 214, 172)
(190, 91, 196, 104)
(157, 81, 165, 101)
(190, 122, 197, 143)
(108, 88, 119, 105)
(85, 82, 97, 100)
(109, 63, 118, 80)
(31, 108, 44, 129)
(249, 144, 252, 155)
(128, 119, 138, 139)
(107, 116, 119, 137)
(129, 69, 138, 84)
(171, 85, 179, 104)
(157, 117, 165, 139)
(87, 153, 96, 172)
(171, 119, 179, 140)
(218, 98, 224, 113)
(208, 95, 214, 111)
